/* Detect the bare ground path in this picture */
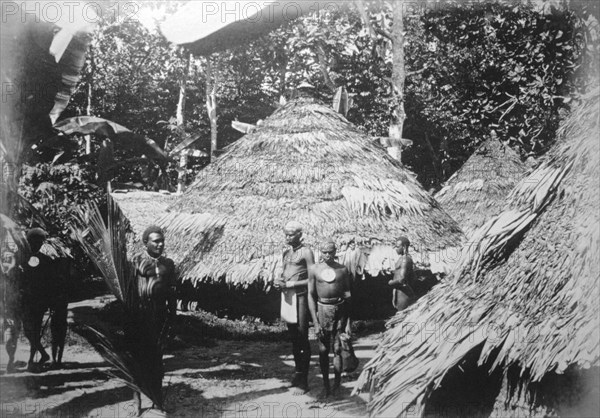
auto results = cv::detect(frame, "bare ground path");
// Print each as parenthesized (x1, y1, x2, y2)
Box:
(1, 297, 380, 417)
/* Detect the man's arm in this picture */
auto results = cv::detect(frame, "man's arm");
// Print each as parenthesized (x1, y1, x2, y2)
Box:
(167, 260, 178, 318)
(274, 250, 289, 289)
(343, 267, 352, 334)
(388, 257, 412, 288)
(307, 266, 320, 336)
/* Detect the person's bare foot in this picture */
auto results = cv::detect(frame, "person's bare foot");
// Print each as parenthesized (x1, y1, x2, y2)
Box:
(290, 372, 302, 387)
(39, 352, 50, 364)
(317, 385, 330, 400)
(292, 380, 309, 395)
(27, 362, 41, 373)
(6, 362, 16, 374)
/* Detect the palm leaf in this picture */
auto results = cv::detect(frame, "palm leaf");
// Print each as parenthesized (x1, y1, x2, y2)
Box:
(75, 324, 164, 408)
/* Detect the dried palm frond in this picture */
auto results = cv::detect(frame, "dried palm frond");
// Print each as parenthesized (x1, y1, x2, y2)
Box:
(71, 193, 165, 409)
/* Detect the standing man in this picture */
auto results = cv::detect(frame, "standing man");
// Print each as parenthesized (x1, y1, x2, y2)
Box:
(308, 240, 352, 398)
(2, 247, 21, 373)
(131, 225, 178, 340)
(129, 225, 177, 415)
(274, 221, 314, 393)
(388, 236, 415, 311)
(20, 228, 53, 371)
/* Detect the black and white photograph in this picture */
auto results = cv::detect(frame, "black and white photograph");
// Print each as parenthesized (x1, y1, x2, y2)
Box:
(1, 0, 599, 416)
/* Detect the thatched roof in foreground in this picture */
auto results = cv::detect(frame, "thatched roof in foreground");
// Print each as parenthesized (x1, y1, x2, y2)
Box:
(356, 88, 600, 417)
(435, 137, 527, 235)
(164, 97, 464, 286)
(358, 90, 600, 416)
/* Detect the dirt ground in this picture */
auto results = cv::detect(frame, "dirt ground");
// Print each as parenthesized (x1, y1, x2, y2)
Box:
(0, 297, 381, 418)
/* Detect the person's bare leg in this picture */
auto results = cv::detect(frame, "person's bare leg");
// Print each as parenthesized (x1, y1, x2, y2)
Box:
(133, 390, 142, 416)
(318, 338, 331, 398)
(5, 325, 18, 373)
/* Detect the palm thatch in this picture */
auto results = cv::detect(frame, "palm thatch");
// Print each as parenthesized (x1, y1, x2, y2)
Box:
(110, 191, 224, 264)
(435, 137, 528, 235)
(110, 191, 175, 254)
(355, 88, 600, 417)
(164, 97, 464, 286)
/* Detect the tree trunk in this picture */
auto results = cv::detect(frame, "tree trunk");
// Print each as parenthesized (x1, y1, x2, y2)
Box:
(422, 132, 443, 188)
(176, 52, 192, 128)
(176, 52, 193, 193)
(315, 42, 337, 93)
(205, 57, 219, 161)
(388, 0, 406, 161)
(85, 46, 94, 155)
(279, 55, 287, 101)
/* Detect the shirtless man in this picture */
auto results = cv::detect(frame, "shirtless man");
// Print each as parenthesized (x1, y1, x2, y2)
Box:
(2, 248, 21, 373)
(274, 221, 314, 392)
(308, 240, 352, 398)
(20, 228, 53, 372)
(129, 225, 177, 414)
(388, 236, 415, 311)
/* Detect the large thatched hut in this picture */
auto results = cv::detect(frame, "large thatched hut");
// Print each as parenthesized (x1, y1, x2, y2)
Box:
(434, 137, 528, 235)
(355, 88, 600, 416)
(163, 97, 464, 291)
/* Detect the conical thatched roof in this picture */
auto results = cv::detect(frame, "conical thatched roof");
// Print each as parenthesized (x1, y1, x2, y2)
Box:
(355, 88, 600, 417)
(163, 97, 464, 286)
(435, 137, 528, 235)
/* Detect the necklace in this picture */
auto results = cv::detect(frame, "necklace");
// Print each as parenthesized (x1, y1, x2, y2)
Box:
(147, 253, 162, 277)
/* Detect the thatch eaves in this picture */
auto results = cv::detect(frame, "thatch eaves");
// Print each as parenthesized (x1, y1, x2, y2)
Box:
(435, 138, 528, 235)
(164, 98, 464, 286)
(356, 88, 600, 417)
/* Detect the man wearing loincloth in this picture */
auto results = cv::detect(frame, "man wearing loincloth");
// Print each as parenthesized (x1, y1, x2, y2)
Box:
(388, 236, 415, 311)
(129, 225, 177, 414)
(308, 240, 352, 398)
(2, 247, 21, 373)
(274, 221, 314, 392)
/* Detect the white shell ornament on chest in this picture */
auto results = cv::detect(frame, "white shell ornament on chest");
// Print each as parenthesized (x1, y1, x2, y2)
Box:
(28, 256, 40, 267)
(321, 268, 336, 283)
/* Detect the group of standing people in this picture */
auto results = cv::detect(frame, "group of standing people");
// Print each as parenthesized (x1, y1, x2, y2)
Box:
(274, 221, 415, 398)
(1, 220, 415, 407)
(1, 228, 68, 373)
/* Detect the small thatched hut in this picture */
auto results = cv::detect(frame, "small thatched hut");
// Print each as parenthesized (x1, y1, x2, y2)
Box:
(355, 88, 600, 416)
(163, 97, 464, 288)
(434, 137, 528, 235)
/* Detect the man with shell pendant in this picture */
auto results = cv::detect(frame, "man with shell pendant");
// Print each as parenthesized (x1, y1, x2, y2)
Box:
(308, 240, 352, 398)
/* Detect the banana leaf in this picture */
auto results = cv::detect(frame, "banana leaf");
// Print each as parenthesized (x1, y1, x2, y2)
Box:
(54, 117, 169, 163)
(0, 3, 95, 165)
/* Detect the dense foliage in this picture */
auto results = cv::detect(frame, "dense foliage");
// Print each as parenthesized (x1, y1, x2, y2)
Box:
(16, 1, 597, 245)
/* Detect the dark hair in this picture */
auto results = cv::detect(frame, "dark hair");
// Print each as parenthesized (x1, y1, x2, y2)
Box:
(397, 236, 411, 247)
(142, 225, 164, 243)
(26, 227, 47, 241)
